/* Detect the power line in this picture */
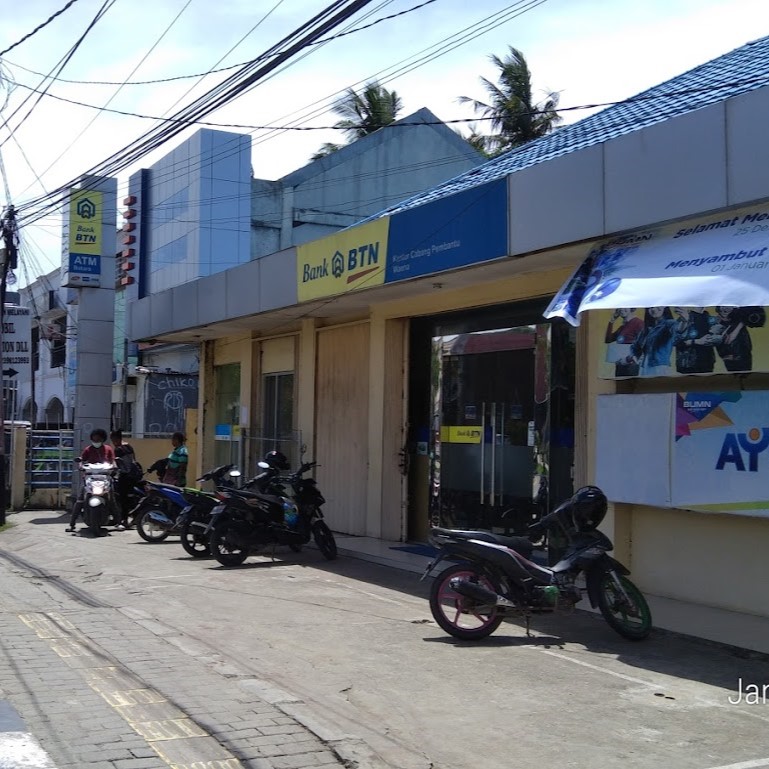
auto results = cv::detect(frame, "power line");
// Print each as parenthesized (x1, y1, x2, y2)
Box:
(19, 0, 196, 197)
(3, 0, 438, 87)
(0, 0, 118, 151)
(16, 0, 383, 225)
(0, 0, 83, 58)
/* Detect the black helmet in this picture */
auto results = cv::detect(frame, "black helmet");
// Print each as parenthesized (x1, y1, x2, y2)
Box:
(264, 450, 289, 471)
(570, 486, 607, 531)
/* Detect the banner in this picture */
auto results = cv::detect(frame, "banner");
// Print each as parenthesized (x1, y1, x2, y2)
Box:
(597, 306, 769, 378)
(385, 178, 508, 282)
(297, 218, 389, 302)
(62, 189, 103, 288)
(672, 391, 769, 517)
(545, 203, 769, 326)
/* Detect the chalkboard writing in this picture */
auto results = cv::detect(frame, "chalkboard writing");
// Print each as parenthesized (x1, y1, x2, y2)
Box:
(144, 374, 198, 434)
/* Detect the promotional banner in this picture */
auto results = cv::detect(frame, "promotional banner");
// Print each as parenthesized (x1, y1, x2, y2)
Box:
(545, 203, 769, 326)
(297, 218, 389, 302)
(385, 178, 508, 283)
(62, 189, 103, 288)
(597, 306, 769, 379)
(673, 391, 769, 517)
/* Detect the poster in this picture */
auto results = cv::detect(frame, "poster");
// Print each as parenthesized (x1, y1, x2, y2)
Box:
(672, 391, 769, 517)
(596, 306, 769, 379)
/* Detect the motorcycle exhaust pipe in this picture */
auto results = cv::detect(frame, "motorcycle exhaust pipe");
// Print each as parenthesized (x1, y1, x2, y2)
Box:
(449, 577, 516, 608)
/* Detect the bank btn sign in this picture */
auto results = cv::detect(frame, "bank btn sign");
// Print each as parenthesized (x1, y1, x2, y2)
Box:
(63, 189, 103, 287)
(297, 218, 389, 302)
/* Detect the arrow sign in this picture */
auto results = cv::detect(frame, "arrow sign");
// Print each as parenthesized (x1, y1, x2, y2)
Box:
(3, 368, 18, 378)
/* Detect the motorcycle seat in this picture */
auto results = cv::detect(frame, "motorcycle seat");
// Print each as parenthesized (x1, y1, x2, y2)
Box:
(431, 527, 534, 557)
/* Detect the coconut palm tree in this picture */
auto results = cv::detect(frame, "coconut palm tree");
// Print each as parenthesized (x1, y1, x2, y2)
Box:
(311, 81, 403, 160)
(459, 46, 561, 155)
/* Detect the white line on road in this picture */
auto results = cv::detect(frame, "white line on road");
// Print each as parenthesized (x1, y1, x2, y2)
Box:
(700, 759, 769, 769)
(534, 648, 657, 687)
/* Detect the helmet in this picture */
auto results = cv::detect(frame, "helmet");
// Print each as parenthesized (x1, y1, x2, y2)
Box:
(264, 450, 289, 471)
(570, 486, 607, 532)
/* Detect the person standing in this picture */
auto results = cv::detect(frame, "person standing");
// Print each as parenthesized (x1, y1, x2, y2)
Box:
(110, 429, 136, 530)
(162, 432, 188, 487)
(66, 428, 116, 533)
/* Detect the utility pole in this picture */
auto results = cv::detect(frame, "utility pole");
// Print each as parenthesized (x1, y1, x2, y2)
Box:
(0, 205, 19, 525)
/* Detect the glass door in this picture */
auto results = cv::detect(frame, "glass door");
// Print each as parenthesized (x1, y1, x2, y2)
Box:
(428, 323, 572, 534)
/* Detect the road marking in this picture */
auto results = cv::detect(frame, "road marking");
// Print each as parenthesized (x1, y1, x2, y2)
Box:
(17, 611, 247, 768)
(700, 759, 769, 769)
(534, 648, 658, 687)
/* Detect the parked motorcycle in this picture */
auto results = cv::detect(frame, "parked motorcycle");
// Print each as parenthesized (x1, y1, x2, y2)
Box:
(205, 467, 307, 566)
(422, 486, 652, 642)
(177, 465, 244, 557)
(270, 460, 337, 560)
(132, 480, 189, 542)
(77, 460, 121, 535)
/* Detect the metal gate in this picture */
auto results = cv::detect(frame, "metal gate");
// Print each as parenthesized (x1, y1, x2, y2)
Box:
(27, 430, 75, 490)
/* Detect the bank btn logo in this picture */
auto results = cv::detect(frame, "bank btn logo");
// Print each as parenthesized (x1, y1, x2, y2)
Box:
(297, 218, 389, 302)
(76, 197, 97, 220)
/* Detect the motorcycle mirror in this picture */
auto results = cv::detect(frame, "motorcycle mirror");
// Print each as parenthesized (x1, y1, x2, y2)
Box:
(257, 461, 270, 469)
(75, 456, 82, 463)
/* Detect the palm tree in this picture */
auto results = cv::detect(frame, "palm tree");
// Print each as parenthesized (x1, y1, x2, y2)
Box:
(459, 46, 561, 155)
(311, 81, 403, 160)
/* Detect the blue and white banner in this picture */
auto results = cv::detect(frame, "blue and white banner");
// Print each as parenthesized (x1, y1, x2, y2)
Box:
(545, 204, 769, 326)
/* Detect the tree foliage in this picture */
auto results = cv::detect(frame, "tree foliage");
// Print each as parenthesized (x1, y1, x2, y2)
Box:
(311, 81, 403, 160)
(459, 46, 561, 156)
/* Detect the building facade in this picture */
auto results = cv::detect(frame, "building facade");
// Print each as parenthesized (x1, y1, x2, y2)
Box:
(129, 38, 769, 653)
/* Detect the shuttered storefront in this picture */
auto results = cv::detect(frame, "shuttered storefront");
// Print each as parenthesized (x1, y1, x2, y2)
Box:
(315, 322, 370, 535)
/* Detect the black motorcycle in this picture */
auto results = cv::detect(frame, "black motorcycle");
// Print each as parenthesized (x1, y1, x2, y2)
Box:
(422, 486, 652, 642)
(205, 472, 306, 566)
(270, 461, 337, 560)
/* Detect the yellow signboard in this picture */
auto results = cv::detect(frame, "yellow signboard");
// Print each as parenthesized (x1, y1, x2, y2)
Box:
(439, 425, 483, 444)
(68, 190, 103, 255)
(297, 218, 389, 302)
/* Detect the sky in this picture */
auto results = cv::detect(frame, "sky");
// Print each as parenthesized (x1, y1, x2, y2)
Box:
(2, 0, 769, 282)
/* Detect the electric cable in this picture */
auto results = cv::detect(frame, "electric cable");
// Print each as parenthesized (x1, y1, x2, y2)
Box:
(3, 0, 438, 87)
(14, 0, 551, 226)
(0, 0, 118, 149)
(22, 0, 196, 195)
(16, 0, 381, 225)
(0, 0, 83, 58)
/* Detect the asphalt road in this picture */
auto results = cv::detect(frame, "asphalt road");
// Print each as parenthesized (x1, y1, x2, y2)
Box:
(2, 510, 769, 769)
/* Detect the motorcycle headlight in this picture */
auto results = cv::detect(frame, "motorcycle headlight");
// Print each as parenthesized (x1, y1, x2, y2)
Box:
(88, 497, 103, 507)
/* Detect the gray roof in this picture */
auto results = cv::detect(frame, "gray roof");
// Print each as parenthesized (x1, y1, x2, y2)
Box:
(370, 35, 769, 217)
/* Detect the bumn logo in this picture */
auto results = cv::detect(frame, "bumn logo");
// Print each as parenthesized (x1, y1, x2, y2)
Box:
(76, 198, 97, 219)
(716, 427, 769, 471)
(331, 251, 344, 278)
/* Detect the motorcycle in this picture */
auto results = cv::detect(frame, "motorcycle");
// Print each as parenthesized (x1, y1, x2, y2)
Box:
(421, 486, 652, 642)
(132, 480, 188, 542)
(205, 465, 307, 566)
(177, 465, 245, 557)
(270, 460, 337, 560)
(77, 460, 121, 535)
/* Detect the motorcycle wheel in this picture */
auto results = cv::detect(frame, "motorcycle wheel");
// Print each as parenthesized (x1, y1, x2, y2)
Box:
(180, 520, 211, 558)
(136, 510, 171, 543)
(597, 572, 652, 640)
(429, 563, 503, 641)
(312, 519, 337, 560)
(209, 525, 249, 567)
